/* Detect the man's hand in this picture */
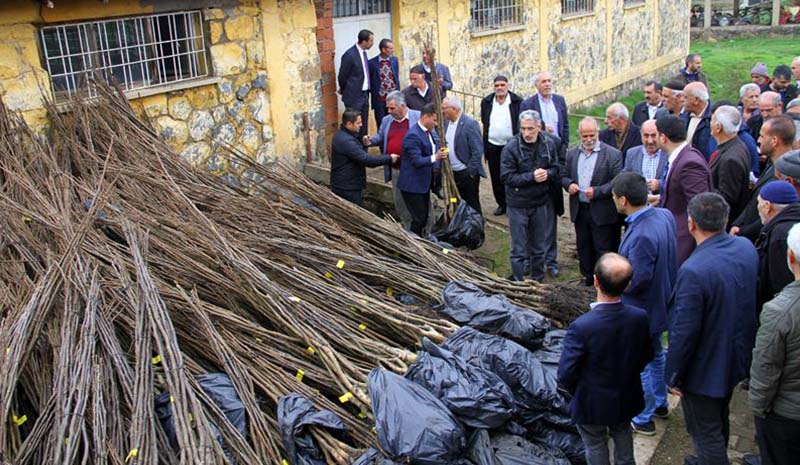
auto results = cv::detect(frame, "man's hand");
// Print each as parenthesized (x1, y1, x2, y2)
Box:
(647, 179, 660, 193)
(568, 183, 580, 195)
(647, 194, 660, 206)
(668, 386, 683, 397)
(435, 148, 448, 161)
(534, 168, 548, 183)
(545, 124, 556, 134)
(389, 153, 400, 164)
(584, 187, 594, 200)
(362, 135, 371, 146)
(730, 226, 740, 236)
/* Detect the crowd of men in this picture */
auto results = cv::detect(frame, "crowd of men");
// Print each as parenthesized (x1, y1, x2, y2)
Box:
(332, 31, 800, 465)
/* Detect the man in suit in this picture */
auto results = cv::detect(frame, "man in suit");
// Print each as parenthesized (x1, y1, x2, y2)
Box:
(337, 29, 374, 138)
(521, 71, 569, 277)
(421, 48, 453, 97)
(330, 109, 397, 206)
(402, 65, 433, 111)
(612, 172, 678, 436)
(600, 102, 641, 165)
(666, 193, 758, 465)
(562, 117, 623, 286)
(398, 103, 448, 235)
(364, 91, 419, 228)
(732, 116, 797, 241)
(633, 81, 664, 127)
(748, 91, 785, 154)
(368, 38, 400, 128)
(675, 53, 708, 87)
(709, 105, 751, 227)
(624, 120, 668, 190)
(654, 80, 687, 120)
(500, 110, 560, 282)
(558, 253, 653, 465)
(682, 82, 716, 160)
(756, 181, 800, 312)
(652, 116, 712, 264)
(442, 96, 486, 213)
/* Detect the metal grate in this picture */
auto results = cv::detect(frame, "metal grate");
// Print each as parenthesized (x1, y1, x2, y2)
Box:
(623, 0, 645, 5)
(333, 0, 390, 18)
(470, 0, 524, 32)
(562, 0, 595, 16)
(40, 11, 208, 100)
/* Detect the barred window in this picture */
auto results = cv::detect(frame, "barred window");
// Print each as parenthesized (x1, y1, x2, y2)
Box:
(470, 0, 524, 32)
(40, 11, 208, 101)
(334, 0, 390, 18)
(562, 0, 595, 16)
(623, 0, 645, 5)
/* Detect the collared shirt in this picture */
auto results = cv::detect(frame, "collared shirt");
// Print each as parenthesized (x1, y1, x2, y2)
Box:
(577, 144, 600, 203)
(538, 94, 560, 137)
(417, 84, 429, 98)
(687, 103, 708, 143)
(358, 44, 369, 92)
(647, 102, 661, 119)
(488, 96, 514, 146)
(625, 205, 651, 225)
(663, 141, 688, 190)
(418, 121, 437, 162)
(445, 115, 467, 171)
(589, 299, 622, 310)
(641, 148, 662, 181)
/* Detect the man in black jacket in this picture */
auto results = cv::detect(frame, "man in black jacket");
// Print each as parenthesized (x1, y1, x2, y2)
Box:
(632, 81, 664, 127)
(500, 110, 560, 281)
(330, 109, 397, 206)
(480, 75, 522, 216)
(756, 181, 800, 311)
(600, 102, 641, 165)
(709, 105, 751, 227)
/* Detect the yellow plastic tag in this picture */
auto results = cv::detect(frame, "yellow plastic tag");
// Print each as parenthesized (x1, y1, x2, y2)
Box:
(358, 323, 367, 331)
(255, 337, 263, 343)
(386, 287, 394, 297)
(12, 414, 26, 426)
(289, 296, 301, 303)
(282, 460, 290, 465)
(169, 395, 175, 403)
(357, 411, 367, 419)
(5, 347, 9, 354)
(65, 437, 69, 445)
(151, 354, 162, 364)
(323, 272, 333, 279)
(336, 260, 346, 269)
(442, 248, 449, 255)
(125, 448, 139, 462)
(360, 299, 367, 305)
(339, 392, 354, 403)
(349, 306, 357, 311)
(296, 369, 305, 382)
(21, 216, 31, 223)
(306, 346, 316, 355)
(450, 197, 458, 204)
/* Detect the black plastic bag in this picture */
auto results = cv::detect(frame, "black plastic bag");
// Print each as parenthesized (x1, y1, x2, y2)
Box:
(465, 430, 501, 465)
(405, 338, 515, 429)
(351, 448, 401, 465)
(441, 327, 563, 419)
(533, 330, 568, 365)
(368, 368, 465, 465)
(528, 422, 586, 465)
(490, 434, 572, 465)
(434, 200, 485, 250)
(440, 281, 551, 350)
(277, 393, 347, 465)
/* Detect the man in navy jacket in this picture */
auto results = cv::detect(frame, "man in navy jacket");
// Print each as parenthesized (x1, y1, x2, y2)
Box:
(558, 252, 653, 465)
(612, 172, 678, 435)
(666, 192, 758, 465)
(368, 38, 400, 127)
(337, 29, 374, 137)
(442, 96, 486, 214)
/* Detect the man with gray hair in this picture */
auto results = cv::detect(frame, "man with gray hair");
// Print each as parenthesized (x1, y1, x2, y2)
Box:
(682, 82, 715, 160)
(500, 110, 560, 281)
(600, 102, 641, 164)
(655, 79, 687, 120)
(749, 91, 785, 148)
(739, 82, 761, 126)
(709, 105, 751, 225)
(442, 95, 485, 213)
(755, 181, 800, 311)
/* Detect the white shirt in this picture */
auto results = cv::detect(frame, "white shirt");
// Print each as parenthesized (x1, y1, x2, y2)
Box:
(664, 141, 688, 185)
(488, 97, 514, 146)
(358, 44, 369, 91)
(417, 84, 429, 98)
(538, 94, 560, 137)
(686, 103, 707, 144)
(445, 115, 467, 171)
(418, 121, 437, 163)
(647, 102, 661, 119)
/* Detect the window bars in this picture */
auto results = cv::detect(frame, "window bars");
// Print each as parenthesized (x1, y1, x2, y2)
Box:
(470, 0, 524, 32)
(40, 10, 208, 101)
(562, 0, 595, 16)
(333, 0, 391, 18)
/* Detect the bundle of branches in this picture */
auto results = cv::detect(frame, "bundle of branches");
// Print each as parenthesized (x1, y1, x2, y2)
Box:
(0, 84, 590, 464)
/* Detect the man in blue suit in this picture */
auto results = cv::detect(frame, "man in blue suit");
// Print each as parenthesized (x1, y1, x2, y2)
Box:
(442, 95, 486, 214)
(623, 120, 668, 192)
(666, 192, 759, 465)
(612, 172, 678, 435)
(337, 29, 373, 137)
(398, 103, 448, 235)
(368, 38, 400, 128)
(558, 253, 653, 465)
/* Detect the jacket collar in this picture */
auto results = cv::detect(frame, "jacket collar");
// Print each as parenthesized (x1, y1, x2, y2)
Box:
(590, 300, 624, 311)
(762, 203, 800, 236)
(693, 231, 729, 253)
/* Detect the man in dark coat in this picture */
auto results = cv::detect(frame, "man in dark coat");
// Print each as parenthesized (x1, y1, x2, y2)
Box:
(653, 116, 712, 264)
(337, 29, 373, 137)
(401, 65, 433, 111)
(599, 102, 641, 165)
(442, 96, 486, 214)
(558, 253, 653, 465)
(480, 75, 523, 216)
(709, 105, 752, 227)
(674, 53, 708, 87)
(562, 117, 623, 285)
(766, 65, 799, 109)
(756, 181, 800, 311)
(500, 110, 560, 281)
(330, 109, 396, 205)
(654, 80, 688, 120)
(682, 82, 716, 160)
(613, 172, 678, 435)
(420, 48, 453, 97)
(368, 38, 400, 127)
(666, 193, 758, 465)
(632, 80, 664, 127)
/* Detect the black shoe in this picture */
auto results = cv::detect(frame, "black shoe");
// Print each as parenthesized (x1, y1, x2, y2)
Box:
(630, 420, 656, 436)
(493, 206, 506, 216)
(654, 404, 670, 419)
(548, 266, 560, 278)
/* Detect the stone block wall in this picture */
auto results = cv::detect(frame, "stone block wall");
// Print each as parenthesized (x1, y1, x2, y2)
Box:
(0, 23, 52, 132)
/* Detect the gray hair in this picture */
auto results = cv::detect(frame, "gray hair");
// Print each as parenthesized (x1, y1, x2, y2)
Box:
(787, 98, 800, 111)
(607, 102, 629, 120)
(760, 92, 783, 107)
(579, 116, 599, 131)
(713, 105, 741, 135)
(442, 96, 462, 112)
(787, 223, 800, 268)
(385, 90, 405, 106)
(739, 83, 761, 99)
(685, 85, 709, 102)
(519, 109, 542, 124)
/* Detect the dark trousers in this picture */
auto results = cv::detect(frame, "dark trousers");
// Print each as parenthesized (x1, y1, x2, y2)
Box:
(755, 413, 800, 465)
(331, 187, 363, 206)
(356, 93, 369, 138)
(373, 101, 388, 128)
(508, 203, 554, 281)
(484, 142, 506, 209)
(402, 191, 430, 236)
(453, 169, 482, 214)
(576, 422, 635, 465)
(682, 391, 733, 465)
(575, 203, 621, 284)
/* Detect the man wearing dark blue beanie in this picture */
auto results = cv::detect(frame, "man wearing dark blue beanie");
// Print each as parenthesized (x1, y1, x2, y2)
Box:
(757, 181, 800, 310)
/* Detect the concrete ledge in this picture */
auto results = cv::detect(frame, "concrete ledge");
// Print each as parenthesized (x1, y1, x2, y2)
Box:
(691, 24, 800, 41)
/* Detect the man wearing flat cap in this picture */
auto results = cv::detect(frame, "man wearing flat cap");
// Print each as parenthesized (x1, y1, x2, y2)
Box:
(776, 149, 800, 196)
(757, 181, 800, 311)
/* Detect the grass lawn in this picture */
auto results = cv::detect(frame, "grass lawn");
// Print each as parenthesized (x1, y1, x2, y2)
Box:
(566, 36, 798, 141)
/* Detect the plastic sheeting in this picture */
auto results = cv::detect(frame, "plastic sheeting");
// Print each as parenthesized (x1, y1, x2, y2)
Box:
(440, 281, 551, 350)
(466, 431, 572, 465)
(405, 338, 515, 429)
(368, 368, 465, 465)
(434, 201, 485, 250)
(528, 422, 587, 465)
(277, 393, 347, 465)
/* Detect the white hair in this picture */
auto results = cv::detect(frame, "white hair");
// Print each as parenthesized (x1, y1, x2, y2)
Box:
(386, 90, 406, 106)
(519, 109, 542, 124)
(787, 223, 800, 267)
(607, 102, 629, 120)
(714, 105, 741, 135)
(442, 96, 462, 112)
(787, 98, 800, 111)
(579, 116, 599, 131)
(739, 83, 761, 99)
(685, 85, 709, 102)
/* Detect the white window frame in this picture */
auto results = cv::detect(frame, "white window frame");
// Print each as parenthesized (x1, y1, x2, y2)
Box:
(469, 0, 525, 33)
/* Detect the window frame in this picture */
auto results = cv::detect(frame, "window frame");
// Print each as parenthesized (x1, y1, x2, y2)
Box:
(561, 0, 596, 19)
(469, 0, 525, 34)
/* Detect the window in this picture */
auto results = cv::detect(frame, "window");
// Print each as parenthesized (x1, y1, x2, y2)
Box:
(623, 0, 645, 6)
(333, 0, 390, 18)
(562, 0, 595, 16)
(470, 0, 524, 32)
(40, 11, 208, 101)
